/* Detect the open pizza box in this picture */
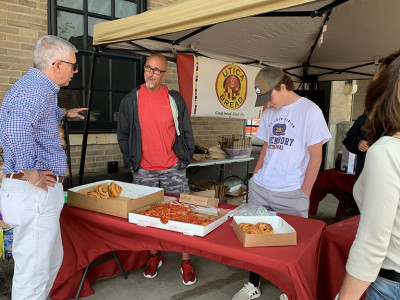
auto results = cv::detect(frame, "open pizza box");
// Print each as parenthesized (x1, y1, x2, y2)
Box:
(67, 180, 164, 219)
(129, 199, 230, 237)
(232, 216, 297, 247)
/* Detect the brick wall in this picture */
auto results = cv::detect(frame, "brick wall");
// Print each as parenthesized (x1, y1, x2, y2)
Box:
(352, 79, 369, 119)
(0, 0, 47, 100)
(191, 117, 245, 147)
(69, 144, 123, 176)
(324, 81, 351, 168)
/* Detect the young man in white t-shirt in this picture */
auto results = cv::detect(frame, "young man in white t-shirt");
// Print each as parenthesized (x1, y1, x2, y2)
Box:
(232, 66, 331, 300)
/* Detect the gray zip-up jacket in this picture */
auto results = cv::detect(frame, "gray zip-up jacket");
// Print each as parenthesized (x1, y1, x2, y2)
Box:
(117, 85, 194, 172)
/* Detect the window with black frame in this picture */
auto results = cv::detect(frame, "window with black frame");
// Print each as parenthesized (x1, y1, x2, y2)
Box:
(49, 0, 146, 132)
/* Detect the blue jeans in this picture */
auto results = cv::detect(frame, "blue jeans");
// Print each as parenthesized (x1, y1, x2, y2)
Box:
(366, 276, 400, 300)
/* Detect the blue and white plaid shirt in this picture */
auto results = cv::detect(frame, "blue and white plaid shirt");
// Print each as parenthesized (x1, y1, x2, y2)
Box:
(0, 68, 67, 176)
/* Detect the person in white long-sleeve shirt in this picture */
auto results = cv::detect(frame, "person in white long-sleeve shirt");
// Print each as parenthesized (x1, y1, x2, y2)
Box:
(337, 49, 400, 300)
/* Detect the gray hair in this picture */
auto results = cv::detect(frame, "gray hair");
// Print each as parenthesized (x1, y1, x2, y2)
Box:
(33, 35, 78, 70)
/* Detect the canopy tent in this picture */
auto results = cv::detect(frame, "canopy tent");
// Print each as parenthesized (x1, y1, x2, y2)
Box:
(77, 0, 400, 183)
(92, 0, 400, 82)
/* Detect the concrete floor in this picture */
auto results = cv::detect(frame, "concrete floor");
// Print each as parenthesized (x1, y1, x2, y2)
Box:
(85, 252, 281, 300)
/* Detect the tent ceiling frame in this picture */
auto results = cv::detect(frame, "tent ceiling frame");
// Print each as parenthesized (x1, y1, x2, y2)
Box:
(172, 25, 214, 46)
(95, 0, 358, 84)
(311, 62, 376, 77)
(310, 0, 349, 17)
(255, 0, 349, 18)
(162, 0, 351, 49)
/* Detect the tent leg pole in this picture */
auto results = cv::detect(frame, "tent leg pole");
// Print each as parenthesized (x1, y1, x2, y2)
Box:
(78, 48, 99, 185)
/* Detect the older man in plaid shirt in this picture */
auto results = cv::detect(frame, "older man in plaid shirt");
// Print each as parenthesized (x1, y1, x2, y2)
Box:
(0, 35, 87, 300)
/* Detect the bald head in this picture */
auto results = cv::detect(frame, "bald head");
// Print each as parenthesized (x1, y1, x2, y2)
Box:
(143, 53, 168, 92)
(146, 53, 168, 71)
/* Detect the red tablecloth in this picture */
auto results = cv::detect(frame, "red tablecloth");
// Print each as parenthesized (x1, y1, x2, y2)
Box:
(50, 205, 326, 300)
(309, 169, 356, 219)
(317, 215, 365, 300)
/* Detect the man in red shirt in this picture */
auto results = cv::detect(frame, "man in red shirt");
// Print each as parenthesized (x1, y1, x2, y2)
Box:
(117, 54, 195, 285)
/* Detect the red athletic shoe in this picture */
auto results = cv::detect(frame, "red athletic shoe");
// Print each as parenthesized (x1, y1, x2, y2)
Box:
(143, 254, 162, 278)
(180, 260, 197, 285)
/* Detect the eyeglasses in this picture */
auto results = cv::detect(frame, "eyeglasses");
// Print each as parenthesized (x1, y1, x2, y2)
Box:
(144, 65, 166, 75)
(53, 60, 79, 72)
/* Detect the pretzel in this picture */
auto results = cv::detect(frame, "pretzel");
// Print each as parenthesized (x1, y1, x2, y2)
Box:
(95, 185, 110, 199)
(87, 191, 101, 198)
(108, 182, 123, 197)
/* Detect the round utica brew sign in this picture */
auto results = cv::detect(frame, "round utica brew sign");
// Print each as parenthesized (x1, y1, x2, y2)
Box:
(215, 64, 247, 110)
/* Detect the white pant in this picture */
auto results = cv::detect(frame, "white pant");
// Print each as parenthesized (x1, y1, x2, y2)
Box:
(0, 178, 64, 300)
